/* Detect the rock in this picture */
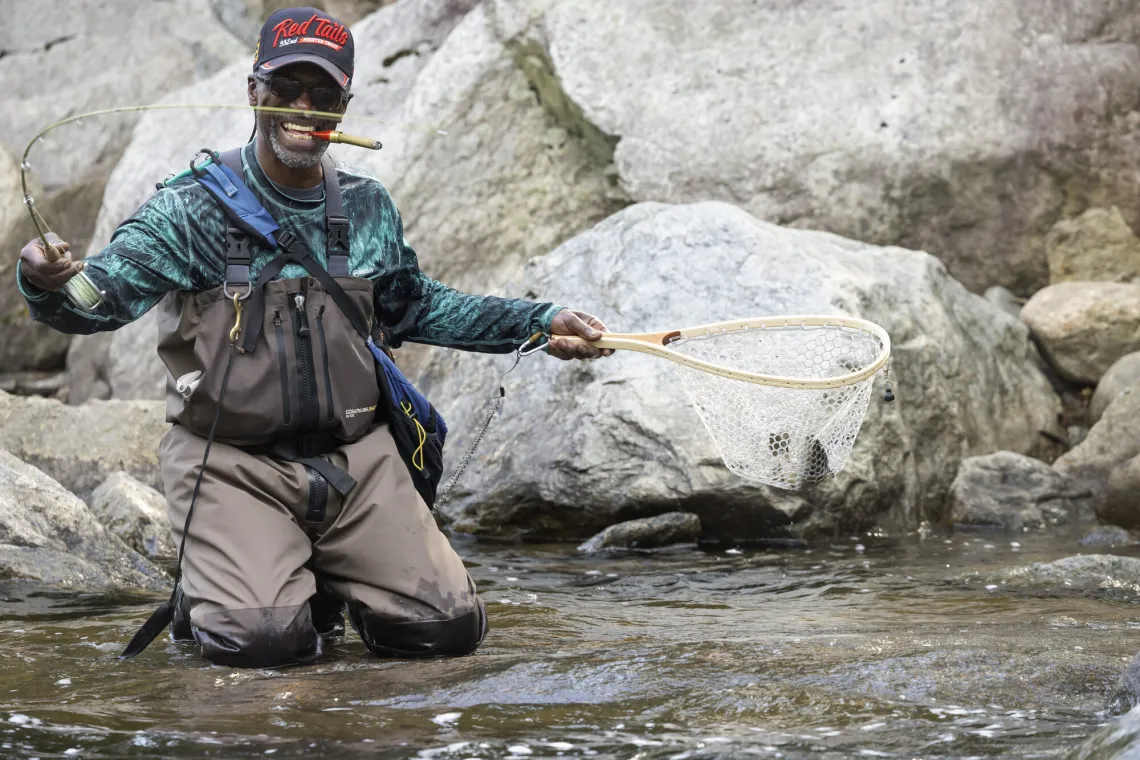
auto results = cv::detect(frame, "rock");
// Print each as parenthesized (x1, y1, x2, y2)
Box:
(1000, 555, 1140, 593)
(65, 332, 113, 404)
(0, 391, 166, 503)
(1101, 455, 1140, 531)
(1056, 383, 1140, 492)
(577, 512, 701, 553)
(947, 451, 1094, 532)
(1107, 652, 1140, 717)
(90, 472, 175, 559)
(212, 0, 401, 42)
(1079, 526, 1137, 548)
(1047, 207, 1140, 286)
(1021, 282, 1140, 384)
(0, 1, 247, 374)
(1092, 353, 1140, 424)
(1067, 705, 1140, 759)
(434, 202, 1064, 541)
(493, 0, 1140, 297)
(0, 371, 68, 400)
(0, 449, 165, 590)
(983, 286, 1023, 319)
(108, 311, 166, 401)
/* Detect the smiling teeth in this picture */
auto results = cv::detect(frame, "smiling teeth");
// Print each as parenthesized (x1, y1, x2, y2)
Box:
(282, 122, 315, 140)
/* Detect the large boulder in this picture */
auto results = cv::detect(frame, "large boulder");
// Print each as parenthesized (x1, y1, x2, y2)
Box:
(1091, 352, 1140, 424)
(947, 451, 1094, 532)
(0, 1, 247, 373)
(432, 201, 1064, 541)
(492, 0, 1140, 297)
(1101, 455, 1140, 531)
(0, 450, 166, 590)
(1047, 207, 1140, 285)
(213, 0, 401, 42)
(0, 391, 167, 503)
(1021, 282, 1140, 385)
(1056, 382, 1140, 491)
(90, 471, 176, 559)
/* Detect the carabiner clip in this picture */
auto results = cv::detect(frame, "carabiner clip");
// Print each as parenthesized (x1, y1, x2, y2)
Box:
(229, 292, 243, 346)
(518, 331, 550, 357)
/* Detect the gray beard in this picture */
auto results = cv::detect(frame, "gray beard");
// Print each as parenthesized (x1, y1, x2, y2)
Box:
(267, 115, 329, 169)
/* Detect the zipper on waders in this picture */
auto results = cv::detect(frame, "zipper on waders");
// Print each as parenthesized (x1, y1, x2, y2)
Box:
(315, 304, 334, 423)
(290, 289, 319, 430)
(273, 309, 291, 425)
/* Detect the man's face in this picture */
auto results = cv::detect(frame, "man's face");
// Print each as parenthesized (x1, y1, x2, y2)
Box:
(248, 63, 349, 170)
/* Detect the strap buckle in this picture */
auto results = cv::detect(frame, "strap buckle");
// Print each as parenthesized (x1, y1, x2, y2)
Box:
(327, 216, 349, 252)
(190, 148, 220, 178)
(223, 229, 252, 301)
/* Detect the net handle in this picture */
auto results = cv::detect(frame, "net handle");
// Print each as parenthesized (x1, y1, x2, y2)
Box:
(554, 315, 891, 389)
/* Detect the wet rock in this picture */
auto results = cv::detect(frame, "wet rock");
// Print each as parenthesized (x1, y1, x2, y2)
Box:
(1056, 383, 1140, 493)
(577, 513, 701, 553)
(1101, 456, 1140, 531)
(999, 555, 1140, 593)
(1107, 652, 1140, 717)
(90, 472, 175, 559)
(1047, 207, 1140, 286)
(1079, 526, 1137, 548)
(1021, 282, 1140, 385)
(435, 202, 1064, 541)
(0, 391, 166, 503)
(1091, 353, 1140, 424)
(947, 452, 1094, 531)
(983, 286, 1023, 319)
(0, 1, 246, 373)
(1067, 705, 1140, 758)
(0, 449, 166, 590)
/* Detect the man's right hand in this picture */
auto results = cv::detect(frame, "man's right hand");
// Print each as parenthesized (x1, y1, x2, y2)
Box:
(19, 233, 85, 292)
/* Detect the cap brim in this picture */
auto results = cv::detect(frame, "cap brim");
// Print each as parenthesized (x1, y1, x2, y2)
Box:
(258, 54, 350, 90)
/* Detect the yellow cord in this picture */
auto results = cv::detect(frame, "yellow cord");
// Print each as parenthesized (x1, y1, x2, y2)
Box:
(229, 293, 243, 345)
(401, 400, 427, 471)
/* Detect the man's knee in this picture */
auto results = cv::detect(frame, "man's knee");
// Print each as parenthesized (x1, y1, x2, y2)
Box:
(194, 604, 323, 668)
(350, 597, 487, 659)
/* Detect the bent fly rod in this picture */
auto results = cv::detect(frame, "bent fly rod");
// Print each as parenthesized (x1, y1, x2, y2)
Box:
(20, 102, 440, 310)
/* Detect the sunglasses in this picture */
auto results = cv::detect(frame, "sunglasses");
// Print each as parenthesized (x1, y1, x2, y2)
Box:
(264, 75, 351, 112)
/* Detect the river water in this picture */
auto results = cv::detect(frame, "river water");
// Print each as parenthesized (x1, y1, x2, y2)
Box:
(1, 526, 1138, 759)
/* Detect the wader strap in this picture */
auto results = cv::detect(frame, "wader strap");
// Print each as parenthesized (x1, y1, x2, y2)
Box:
(320, 155, 350, 278)
(238, 432, 357, 497)
(219, 149, 252, 299)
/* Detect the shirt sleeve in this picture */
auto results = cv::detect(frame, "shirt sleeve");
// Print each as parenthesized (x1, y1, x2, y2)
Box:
(375, 208, 563, 354)
(18, 187, 206, 335)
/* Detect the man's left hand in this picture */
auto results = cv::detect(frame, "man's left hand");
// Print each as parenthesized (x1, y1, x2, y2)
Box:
(547, 309, 614, 360)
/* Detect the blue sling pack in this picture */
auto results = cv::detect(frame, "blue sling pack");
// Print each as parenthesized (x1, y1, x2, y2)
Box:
(188, 148, 448, 507)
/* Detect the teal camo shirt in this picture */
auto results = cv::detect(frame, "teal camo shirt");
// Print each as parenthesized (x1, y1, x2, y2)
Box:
(18, 143, 561, 352)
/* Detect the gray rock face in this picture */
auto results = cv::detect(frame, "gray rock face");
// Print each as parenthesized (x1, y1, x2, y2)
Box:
(577, 512, 701, 553)
(1047, 207, 1140, 286)
(1056, 383, 1140, 491)
(0, 391, 166, 503)
(1001, 555, 1140, 593)
(947, 451, 1094, 532)
(0, 1, 247, 373)
(434, 202, 1064, 541)
(495, 0, 1140, 296)
(1102, 455, 1140, 531)
(90, 472, 175, 559)
(983, 286, 1023, 319)
(1021, 282, 1140, 384)
(1092, 353, 1140, 424)
(0, 450, 165, 590)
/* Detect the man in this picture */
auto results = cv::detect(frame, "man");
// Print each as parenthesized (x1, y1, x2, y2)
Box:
(17, 6, 608, 668)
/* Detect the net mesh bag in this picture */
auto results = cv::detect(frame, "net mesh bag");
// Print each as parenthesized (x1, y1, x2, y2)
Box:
(668, 322, 886, 489)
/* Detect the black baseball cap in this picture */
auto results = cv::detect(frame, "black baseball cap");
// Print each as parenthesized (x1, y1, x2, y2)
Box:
(253, 6, 354, 90)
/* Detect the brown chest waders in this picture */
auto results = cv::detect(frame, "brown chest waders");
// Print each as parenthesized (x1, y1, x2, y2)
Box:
(123, 150, 373, 659)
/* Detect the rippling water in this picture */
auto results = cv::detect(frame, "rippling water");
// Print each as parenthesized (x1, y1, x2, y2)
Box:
(2, 527, 1138, 758)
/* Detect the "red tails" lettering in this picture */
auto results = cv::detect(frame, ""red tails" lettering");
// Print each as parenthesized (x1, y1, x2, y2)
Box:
(273, 14, 349, 47)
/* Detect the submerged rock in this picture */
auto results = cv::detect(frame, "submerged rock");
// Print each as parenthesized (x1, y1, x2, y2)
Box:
(90, 472, 175, 559)
(577, 513, 701, 553)
(1021, 282, 1140, 385)
(1067, 705, 1140, 759)
(947, 451, 1094, 531)
(0, 450, 165, 590)
(435, 202, 1063, 541)
(0, 391, 166, 503)
(1000, 555, 1140, 593)
(1079, 526, 1138, 548)
(1092, 353, 1140, 424)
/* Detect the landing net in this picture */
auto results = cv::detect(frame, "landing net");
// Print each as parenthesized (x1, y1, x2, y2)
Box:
(668, 319, 889, 489)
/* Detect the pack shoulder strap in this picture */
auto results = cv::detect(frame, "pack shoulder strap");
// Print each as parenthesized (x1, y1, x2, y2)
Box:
(320, 154, 351, 278)
(217, 149, 253, 299)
